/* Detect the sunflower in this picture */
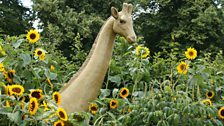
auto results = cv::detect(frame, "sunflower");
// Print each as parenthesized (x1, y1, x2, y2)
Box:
(47, 78, 53, 89)
(26, 29, 40, 44)
(89, 103, 98, 115)
(4, 85, 12, 96)
(20, 96, 25, 109)
(50, 65, 55, 71)
(52, 92, 61, 106)
(34, 48, 46, 61)
(57, 108, 68, 121)
(218, 107, 224, 120)
(5, 101, 10, 107)
(10, 84, 25, 96)
(109, 99, 118, 109)
(177, 61, 189, 74)
(0, 46, 6, 57)
(119, 87, 129, 99)
(29, 98, 38, 115)
(0, 63, 5, 72)
(54, 120, 64, 126)
(29, 89, 43, 100)
(4, 69, 16, 83)
(206, 91, 215, 99)
(40, 101, 49, 111)
(39, 54, 45, 61)
(202, 99, 212, 106)
(185, 47, 197, 60)
(135, 45, 150, 59)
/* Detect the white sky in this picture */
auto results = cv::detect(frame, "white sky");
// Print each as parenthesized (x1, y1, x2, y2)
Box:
(21, 0, 40, 30)
(21, 0, 33, 8)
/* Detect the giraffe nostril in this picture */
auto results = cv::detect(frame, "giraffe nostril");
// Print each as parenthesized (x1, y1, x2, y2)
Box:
(127, 36, 136, 43)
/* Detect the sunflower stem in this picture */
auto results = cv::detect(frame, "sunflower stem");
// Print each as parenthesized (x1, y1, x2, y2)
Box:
(192, 83, 195, 100)
(197, 84, 201, 100)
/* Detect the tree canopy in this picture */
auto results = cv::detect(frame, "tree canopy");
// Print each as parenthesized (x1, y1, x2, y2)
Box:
(32, 0, 224, 58)
(0, 0, 33, 36)
(135, 0, 224, 52)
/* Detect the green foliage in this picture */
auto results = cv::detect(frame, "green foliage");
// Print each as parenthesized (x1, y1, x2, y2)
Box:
(0, 34, 77, 125)
(85, 37, 224, 126)
(0, 0, 34, 35)
(135, 0, 224, 52)
(32, 0, 141, 60)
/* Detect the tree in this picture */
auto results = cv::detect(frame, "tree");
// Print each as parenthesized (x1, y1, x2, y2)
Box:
(32, 0, 140, 59)
(135, 0, 224, 53)
(0, 0, 34, 36)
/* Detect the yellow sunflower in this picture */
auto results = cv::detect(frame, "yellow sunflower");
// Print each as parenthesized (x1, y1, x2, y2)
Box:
(50, 65, 55, 71)
(218, 107, 224, 120)
(47, 78, 53, 89)
(177, 61, 189, 74)
(4, 69, 16, 83)
(119, 87, 129, 99)
(29, 98, 38, 115)
(52, 92, 61, 106)
(57, 108, 68, 121)
(20, 96, 25, 110)
(29, 89, 43, 100)
(40, 101, 49, 111)
(54, 120, 64, 126)
(34, 48, 44, 57)
(185, 47, 197, 60)
(202, 99, 212, 106)
(89, 103, 98, 115)
(26, 29, 40, 44)
(39, 54, 45, 61)
(4, 85, 12, 96)
(10, 84, 25, 96)
(206, 91, 215, 99)
(0, 63, 5, 72)
(34, 48, 46, 61)
(5, 101, 10, 107)
(109, 99, 118, 109)
(135, 45, 150, 59)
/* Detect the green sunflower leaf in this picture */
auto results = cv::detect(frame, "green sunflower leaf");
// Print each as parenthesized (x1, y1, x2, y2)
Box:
(13, 39, 24, 48)
(7, 111, 21, 124)
(0, 57, 6, 63)
(19, 54, 31, 66)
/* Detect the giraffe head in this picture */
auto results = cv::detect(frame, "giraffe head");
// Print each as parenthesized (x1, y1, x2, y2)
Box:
(111, 3, 136, 43)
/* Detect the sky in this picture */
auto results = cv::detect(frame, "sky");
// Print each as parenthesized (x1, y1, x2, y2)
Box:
(21, 0, 33, 8)
(21, 0, 40, 30)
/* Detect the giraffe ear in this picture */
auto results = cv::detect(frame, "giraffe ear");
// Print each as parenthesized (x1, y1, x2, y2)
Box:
(111, 7, 118, 19)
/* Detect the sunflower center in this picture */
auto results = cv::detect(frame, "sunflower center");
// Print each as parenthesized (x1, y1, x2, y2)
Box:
(189, 51, 194, 56)
(37, 50, 42, 55)
(59, 111, 65, 119)
(91, 106, 97, 111)
(30, 33, 36, 39)
(54, 95, 59, 103)
(31, 91, 41, 99)
(180, 64, 186, 70)
(12, 87, 21, 93)
(221, 109, 224, 116)
(122, 90, 127, 95)
(207, 92, 212, 97)
(56, 123, 62, 126)
(30, 101, 35, 111)
(112, 101, 116, 106)
(8, 72, 14, 78)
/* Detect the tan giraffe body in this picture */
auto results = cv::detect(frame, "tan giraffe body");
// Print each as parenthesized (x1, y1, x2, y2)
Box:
(59, 3, 136, 113)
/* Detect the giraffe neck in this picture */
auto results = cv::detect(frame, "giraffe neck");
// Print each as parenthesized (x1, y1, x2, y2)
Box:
(60, 17, 116, 113)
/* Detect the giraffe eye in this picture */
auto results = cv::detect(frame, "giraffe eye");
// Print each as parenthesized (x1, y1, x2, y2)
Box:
(120, 20, 126, 24)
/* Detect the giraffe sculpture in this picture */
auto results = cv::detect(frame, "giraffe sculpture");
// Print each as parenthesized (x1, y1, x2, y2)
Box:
(59, 3, 136, 113)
